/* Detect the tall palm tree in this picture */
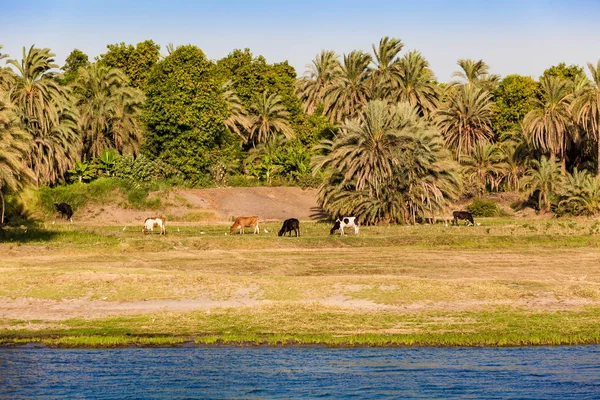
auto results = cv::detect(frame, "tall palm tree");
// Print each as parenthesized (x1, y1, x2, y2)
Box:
(368, 36, 404, 99)
(522, 156, 563, 212)
(435, 84, 494, 161)
(452, 58, 499, 89)
(313, 100, 406, 193)
(296, 50, 340, 114)
(73, 63, 144, 158)
(7, 46, 79, 185)
(395, 50, 440, 117)
(573, 60, 600, 175)
(0, 92, 34, 224)
(247, 91, 294, 145)
(523, 76, 573, 173)
(222, 81, 250, 141)
(324, 50, 372, 123)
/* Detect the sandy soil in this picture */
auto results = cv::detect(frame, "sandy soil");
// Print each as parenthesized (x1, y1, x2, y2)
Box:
(75, 187, 323, 225)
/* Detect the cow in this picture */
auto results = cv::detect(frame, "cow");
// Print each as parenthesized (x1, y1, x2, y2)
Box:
(278, 218, 300, 237)
(330, 217, 359, 235)
(452, 211, 475, 226)
(230, 216, 260, 235)
(54, 202, 73, 223)
(142, 216, 166, 235)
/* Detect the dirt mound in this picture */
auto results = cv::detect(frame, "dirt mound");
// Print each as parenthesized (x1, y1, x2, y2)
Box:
(176, 187, 324, 221)
(76, 187, 324, 225)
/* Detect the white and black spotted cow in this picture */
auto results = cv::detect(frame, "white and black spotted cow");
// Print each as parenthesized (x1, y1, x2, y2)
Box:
(330, 217, 359, 235)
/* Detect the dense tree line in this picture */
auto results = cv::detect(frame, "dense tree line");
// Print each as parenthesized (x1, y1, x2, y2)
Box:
(1, 37, 600, 224)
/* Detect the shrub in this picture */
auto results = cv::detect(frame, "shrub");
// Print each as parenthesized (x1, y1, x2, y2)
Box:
(466, 198, 500, 217)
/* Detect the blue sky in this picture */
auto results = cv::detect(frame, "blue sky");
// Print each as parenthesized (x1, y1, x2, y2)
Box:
(1, 0, 599, 82)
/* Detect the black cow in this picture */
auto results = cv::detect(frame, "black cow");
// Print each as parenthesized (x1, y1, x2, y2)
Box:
(278, 218, 300, 237)
(54, 202, 73, 222)
(452, 211, 474, 226)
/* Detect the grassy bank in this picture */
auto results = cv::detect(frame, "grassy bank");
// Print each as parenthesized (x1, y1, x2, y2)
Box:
(2, 218, 600, 347)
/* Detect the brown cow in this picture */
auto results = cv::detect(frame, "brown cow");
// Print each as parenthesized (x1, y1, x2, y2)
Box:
(230, 216, 260, 235)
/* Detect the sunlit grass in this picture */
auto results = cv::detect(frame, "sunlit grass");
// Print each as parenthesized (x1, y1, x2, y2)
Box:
(3, 217, 600, 346)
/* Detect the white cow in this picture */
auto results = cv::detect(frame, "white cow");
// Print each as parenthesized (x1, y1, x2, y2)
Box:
(142, 216, 166, 235)
(330, 217, 359, 235)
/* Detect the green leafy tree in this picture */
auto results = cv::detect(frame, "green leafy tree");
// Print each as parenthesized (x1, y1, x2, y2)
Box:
(67, 161, 94, 183)
(143, 45, 234, 180)
(492, 74, 538, 136)
(73, 63, 144, 158)
(217, 49, 302, 120)
(98, 40, 161, 88)
(60, 49, 90, 85)
(542, 62, 585, 82)
(7, 46, 79, 185)
(435, 84, 494, 161)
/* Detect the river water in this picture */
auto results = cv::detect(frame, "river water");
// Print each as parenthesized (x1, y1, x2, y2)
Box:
(0, 346, 599, 399)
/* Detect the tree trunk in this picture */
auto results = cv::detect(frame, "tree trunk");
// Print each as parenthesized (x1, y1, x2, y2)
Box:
(597, 137, 600, 177)
(561, 154, 567, 175)
(1, 191, 4, 225)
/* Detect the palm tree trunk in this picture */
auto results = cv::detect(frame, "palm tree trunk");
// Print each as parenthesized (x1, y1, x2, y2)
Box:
(1, 191, 4, 225)
(561, 155, 566, 175)
(597, 136, 600, 176)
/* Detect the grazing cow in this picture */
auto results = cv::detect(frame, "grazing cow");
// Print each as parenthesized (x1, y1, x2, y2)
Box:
(278, 218, 300, 237)
(330, 217, 359, 235)
(230, 216, 260, 235)
(452, 211, 475, 226)
(142, 216, 166, 235)
(54, 202, 73, 223)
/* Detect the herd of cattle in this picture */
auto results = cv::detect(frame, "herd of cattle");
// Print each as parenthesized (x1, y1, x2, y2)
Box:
(53, 202, 476, 236)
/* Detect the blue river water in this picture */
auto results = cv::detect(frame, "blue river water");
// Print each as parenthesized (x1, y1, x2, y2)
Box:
(0, 346, 599, 399)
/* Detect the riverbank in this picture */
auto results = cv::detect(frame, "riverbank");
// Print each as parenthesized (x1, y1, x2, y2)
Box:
(2, 218, 600, 347)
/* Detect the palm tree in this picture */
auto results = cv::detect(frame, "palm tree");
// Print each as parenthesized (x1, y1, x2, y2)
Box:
(452, 59, 499, 89)
(73, 63, 144, 158)
(573, 60, 600, 175)
(523, 76, 573, 173)
(0, 92, 34, 224)
(0, 45, 13, 90)
(313, 101, 461, 224)
(522, 156, 563, 212)
(324, 50, 371, 123)
(435, 85, 494, 161)
(368, 36, 403, 99)
(313, 100, 406, 193)
(395, 50, 440, 117)
(296, 50, 340, 114)
(222, 81, 250, 140)
(7, 46, 79, 185)
(559, 169, 600, 215)
(247, 91, 294, 145)
(462, 142, 507, 193)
